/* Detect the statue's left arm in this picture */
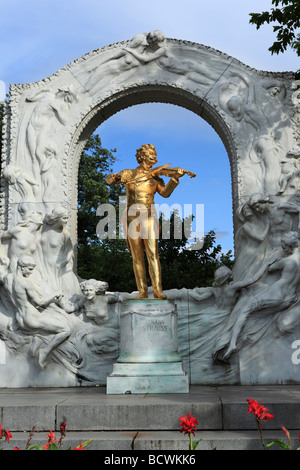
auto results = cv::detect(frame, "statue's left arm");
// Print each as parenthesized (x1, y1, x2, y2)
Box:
(156, 169, 184, 198)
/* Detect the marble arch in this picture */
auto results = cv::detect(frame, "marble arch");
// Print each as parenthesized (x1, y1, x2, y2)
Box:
(0, 31, 299, 387)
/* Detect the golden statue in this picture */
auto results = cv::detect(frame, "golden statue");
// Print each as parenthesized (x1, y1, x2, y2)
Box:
(105, 144, 196, 299)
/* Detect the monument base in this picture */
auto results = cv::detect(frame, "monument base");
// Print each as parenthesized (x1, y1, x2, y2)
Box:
(107, 361, 189, 394)
(106, 298, 189, 394)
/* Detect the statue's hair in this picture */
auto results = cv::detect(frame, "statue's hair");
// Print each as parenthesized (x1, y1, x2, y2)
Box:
(281, 231, 299, 247)
(147, 30, 165, 43)
(213, 266, 233, 286)
(45, 206, 68, 225)
(17, 255, 36, 268)
(17, 211, 43, 227)
(80, 279, 109, 294)
(248, 193, 270, 207)
(135, 144, 157, 163)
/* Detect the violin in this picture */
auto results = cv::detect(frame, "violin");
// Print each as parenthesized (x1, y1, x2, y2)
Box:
(152, 163, 196, 179)
(126, 163, 196, 185)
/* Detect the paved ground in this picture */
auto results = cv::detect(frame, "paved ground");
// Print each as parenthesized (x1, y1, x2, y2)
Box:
(1, 385, 300, 450)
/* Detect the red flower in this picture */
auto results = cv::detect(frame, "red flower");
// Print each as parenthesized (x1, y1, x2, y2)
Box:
(42, 429, 57, 450)
(74, 443, 85, 450)
(178, 412, 199, 436)
(247, 398, 274, 422)
(14, 447, 20, 450)
(4, 429, 12, 443)
(0, 424, 12, 443)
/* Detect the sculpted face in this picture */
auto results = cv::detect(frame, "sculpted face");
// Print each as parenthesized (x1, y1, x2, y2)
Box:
(142, 150, 157, 168)
(83, 285, 96, 300)
(20, 264, 35, 278)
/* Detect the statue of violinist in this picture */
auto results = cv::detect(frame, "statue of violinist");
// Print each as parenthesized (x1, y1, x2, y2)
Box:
(105, 143, 196, 299)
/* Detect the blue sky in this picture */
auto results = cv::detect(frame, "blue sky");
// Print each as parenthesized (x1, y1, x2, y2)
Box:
(0, 0, 299, 254)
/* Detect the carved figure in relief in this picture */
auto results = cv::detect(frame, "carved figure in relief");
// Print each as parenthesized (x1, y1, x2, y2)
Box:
(277, 147, 300, 194)
(85, 33, 151, 92)
(60, 279, 119, 326)
(40, 145, 59, 205)
(12, 255, 70, 369)
(268, 199, 300, 249)
(106, 143, 194, 299)
(249, 132, 284, 194)
(25, 86, 77, 182)
(221, 231, 300, 361)
(3, 165, 39, 209)
(0, 211, 44, 275)
(233, 194, 271, 281)
(218, 72, 266, 131)
(190, 265, 264, 312)
(124, 30, 219, 86)
(37, 206, 79, 299)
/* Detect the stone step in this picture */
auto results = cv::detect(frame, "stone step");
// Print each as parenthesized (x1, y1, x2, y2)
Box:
(1, 385, 300, 450)
(4, 430, 300, 451)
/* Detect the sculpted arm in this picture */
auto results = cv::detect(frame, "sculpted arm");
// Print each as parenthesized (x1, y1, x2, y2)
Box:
(189, 287, 213, 302)
(123, 45, 167, 64)
(156, 170, 184, 198)
(25, 280, 63, 308)
(0, 226, 20, 241)
(105, 170, 130, 186)
(242, 221, 269, 241)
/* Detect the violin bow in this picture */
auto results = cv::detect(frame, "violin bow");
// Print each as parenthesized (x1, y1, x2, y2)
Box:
(125, 163, 171, 185)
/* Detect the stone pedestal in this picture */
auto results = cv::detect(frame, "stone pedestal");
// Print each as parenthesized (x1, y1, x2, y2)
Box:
(106, 299, 189, 394)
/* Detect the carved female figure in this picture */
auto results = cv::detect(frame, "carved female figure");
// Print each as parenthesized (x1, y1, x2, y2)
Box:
(85, 33, 151, 92)
(233, 194, 271, 281)
(61, 279, 118, 326)
(220, 231, 300, 362)
(40, 144, 59, 206)
(38, 206, 80, 299)
(24, 86, 77, 182)
(3, 165, 39, 210)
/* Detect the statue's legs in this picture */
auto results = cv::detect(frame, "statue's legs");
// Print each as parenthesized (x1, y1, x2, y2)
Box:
(144, 237, 166, 299)
(127, 236, 148, 298)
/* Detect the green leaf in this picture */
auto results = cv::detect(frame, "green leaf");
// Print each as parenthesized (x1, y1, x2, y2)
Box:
(191, 438, 203, 450)
(78, 439, 94, 448)
(26, 444, 38, 450)
(265, 439, 290, 450)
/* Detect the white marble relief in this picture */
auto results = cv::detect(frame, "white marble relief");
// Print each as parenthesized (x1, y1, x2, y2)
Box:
(0, 32, 298, 386)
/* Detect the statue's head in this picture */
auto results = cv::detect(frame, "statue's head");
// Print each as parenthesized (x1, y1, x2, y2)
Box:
(17, 255, 36, 277)
(213, 266, 233, 287)
(248, 193, 270, 214)
(45, 206, 68, 225)
(281, 231, 299, 255)
(136, 144, 157, 164)
(80, 279, 109, 297)
(147, 30, 165, 46)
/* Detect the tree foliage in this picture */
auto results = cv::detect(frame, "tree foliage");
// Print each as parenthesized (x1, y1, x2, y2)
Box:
(249, 0, 300, 75)
(77, 135, 234, 292)
(77, 134, 122, 245)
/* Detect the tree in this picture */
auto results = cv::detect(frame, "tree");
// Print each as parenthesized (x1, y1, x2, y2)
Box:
(158, 211, 233, 290)
(77, 134, 122, 245)
(249, 0, 300, 75)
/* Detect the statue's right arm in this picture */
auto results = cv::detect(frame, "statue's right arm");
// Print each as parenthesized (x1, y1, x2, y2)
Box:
(105, 173, 120, 185)
(27, 283, 63, 308)
(105, 170, 130, 185)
